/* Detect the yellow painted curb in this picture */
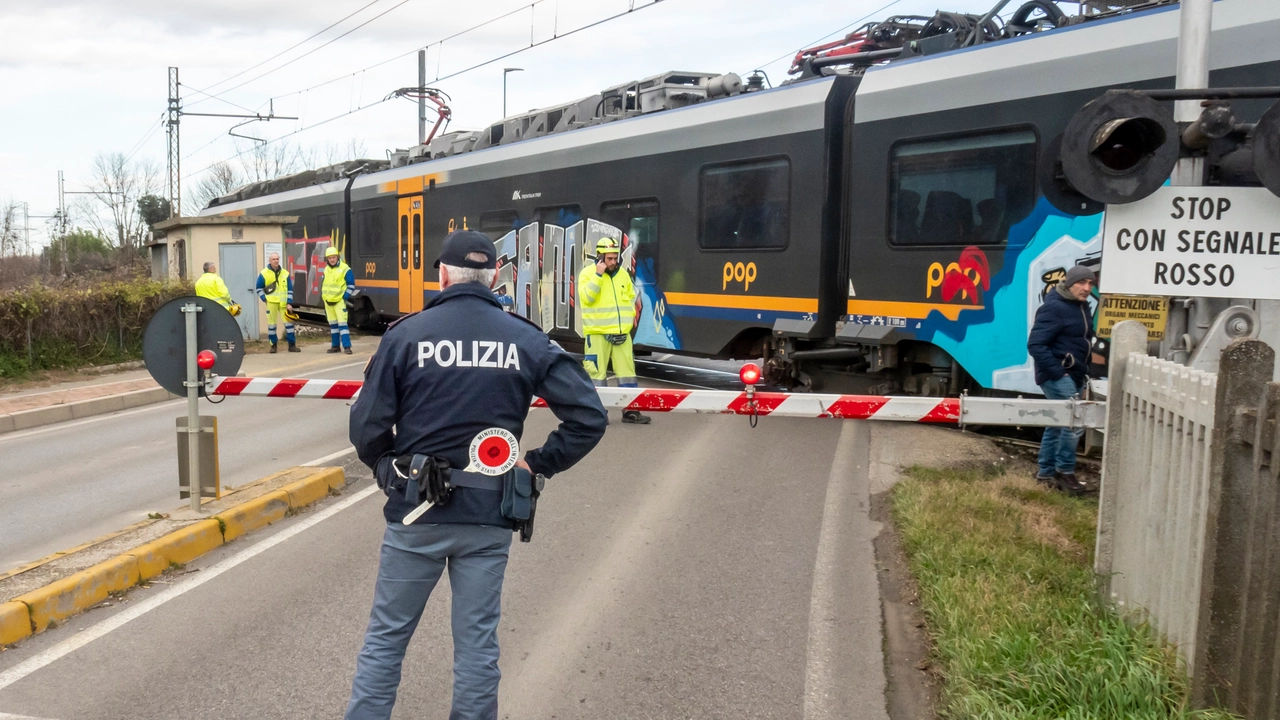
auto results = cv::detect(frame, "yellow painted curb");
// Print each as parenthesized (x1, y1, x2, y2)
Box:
(282, 466, 343, 508)
(0, 465, 346, 647)
(217, 490, 289, 543)
(0, 601, 31, 645)
(130, 519, 225, 580)
(16, 554, 139, 633)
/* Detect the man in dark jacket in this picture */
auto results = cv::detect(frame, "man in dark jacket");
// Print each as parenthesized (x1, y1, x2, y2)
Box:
(1027, 264, 1096, 495)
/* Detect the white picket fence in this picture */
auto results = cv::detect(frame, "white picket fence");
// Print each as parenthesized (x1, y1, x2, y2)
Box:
(1096, 349, 1218, 664)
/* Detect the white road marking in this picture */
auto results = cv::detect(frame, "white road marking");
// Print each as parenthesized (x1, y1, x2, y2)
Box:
(0, 360, 367, 445)
(0, 484, 380, 693)
(801, 420, 886, 720)
(303, 447, 356, 466)
(0, 712, 62, 719)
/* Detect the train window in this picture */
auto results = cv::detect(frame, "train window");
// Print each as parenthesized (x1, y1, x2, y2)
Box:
(534, 205, 583, 228)
(412, 213, 422, 270)
(400, 214, 409, 269)
(600, 199, 659, 276)
(316, 213, 338, 241)
(479, 210, 519, 240)
(355, 208, 383, 257)
(699, 158, 790, 250)
(889, 129, 1037, 247)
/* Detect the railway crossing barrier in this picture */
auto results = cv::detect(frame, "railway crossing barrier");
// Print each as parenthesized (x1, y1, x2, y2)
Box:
(205, 372, 1107, 428)
(140, 297, 1107, 523)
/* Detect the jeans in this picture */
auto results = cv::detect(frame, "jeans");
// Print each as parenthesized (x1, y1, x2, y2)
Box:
(1038, 374, 1083, 476)
(346, 522, 513, 720)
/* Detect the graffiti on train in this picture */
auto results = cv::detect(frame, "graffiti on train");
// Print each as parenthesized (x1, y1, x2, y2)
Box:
(489, 217, 681, 350)
(283, 225, 343, 307)
(925, 246, 990, 304)
(918, 199, 1104, 395)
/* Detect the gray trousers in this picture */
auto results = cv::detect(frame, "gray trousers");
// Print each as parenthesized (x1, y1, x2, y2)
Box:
(345, 522, 513, 720)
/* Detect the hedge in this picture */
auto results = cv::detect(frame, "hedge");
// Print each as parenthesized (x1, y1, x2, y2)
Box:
(0, 279, 193, 378)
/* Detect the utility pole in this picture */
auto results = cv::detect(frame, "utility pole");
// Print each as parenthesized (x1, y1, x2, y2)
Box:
(504, 68, 523, 118)
(163, 66, 294, 218)
(419, 50, 427, 145)
(57, 171, 67, 276)
(167, 67, 181, 219)
(1172, 0, 1211, 187)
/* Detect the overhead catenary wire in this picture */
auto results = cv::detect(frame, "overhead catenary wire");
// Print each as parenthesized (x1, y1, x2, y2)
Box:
(188, 0, 415, 109)
(182, 0, 668, 182)
(122, 114, 166, 163)
(191, 0, 387, 98)
(257, 1, 555, 111)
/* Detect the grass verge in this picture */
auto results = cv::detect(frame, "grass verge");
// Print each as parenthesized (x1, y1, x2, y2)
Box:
(890, 463, 1236, 720)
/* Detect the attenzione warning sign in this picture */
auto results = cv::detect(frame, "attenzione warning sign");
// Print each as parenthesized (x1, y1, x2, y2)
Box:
(1096, 295, 1168, 340)
(1102, 187, 1280, 300)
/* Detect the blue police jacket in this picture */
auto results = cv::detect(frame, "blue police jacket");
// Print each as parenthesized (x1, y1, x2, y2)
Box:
(350, 281, 609, 526)
(1027, 288, 1095, 387)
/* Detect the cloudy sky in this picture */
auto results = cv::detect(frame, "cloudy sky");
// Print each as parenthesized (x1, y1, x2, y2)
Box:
(1, 0, 962, 246)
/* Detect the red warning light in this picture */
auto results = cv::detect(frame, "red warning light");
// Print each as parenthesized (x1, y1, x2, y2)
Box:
(196, 350, 217, 370)
(739, 363, 762, 386)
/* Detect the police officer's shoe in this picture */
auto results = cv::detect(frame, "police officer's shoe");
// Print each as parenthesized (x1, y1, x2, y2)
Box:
(327, 346, 341, 354)
(288, 343, 301, 353)
(621, 410, 651, 424)
(344, 347, 353, 355)
(269, 344, 277, 354)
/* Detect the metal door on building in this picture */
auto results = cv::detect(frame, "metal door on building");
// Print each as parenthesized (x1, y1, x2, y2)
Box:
(398, 195, 424, 314)
(219, 243, 259, 340)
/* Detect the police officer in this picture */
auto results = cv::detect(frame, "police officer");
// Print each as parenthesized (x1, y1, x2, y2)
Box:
(577, 236, 650, 423)
(345, 230, 608, 720)
(256, 252, 299, 353)
(322, 246, 356, 354)
(193, 262, 238, 316)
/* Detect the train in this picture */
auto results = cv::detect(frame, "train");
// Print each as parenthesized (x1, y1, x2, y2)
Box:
(198, 0, 1280, 395)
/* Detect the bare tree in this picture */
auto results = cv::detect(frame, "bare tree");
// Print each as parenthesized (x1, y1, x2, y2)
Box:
(187, 161, 244, 215)
(0, 201, 24, 257)
(240, 140, 302, 183)
(84, 153, 160, 250)
(187, 136, 371, 213)
(299, 138, 369, 169)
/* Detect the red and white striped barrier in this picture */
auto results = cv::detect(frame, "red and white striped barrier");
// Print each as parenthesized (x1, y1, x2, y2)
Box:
(208, 376, 1105, 428)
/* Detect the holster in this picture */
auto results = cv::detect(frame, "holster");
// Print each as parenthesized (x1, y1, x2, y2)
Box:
(506, 469, 545, 543)
(376, 454, 454, 506)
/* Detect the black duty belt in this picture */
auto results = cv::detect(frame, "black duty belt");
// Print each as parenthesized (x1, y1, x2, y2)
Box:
(375, 453, 543, 542)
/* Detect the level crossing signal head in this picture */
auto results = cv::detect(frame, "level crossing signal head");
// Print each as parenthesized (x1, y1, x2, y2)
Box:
(1254, 100, 1280, 198)
(739, 362, 762, 387)
(1059, 90, 1180, 206)
(142, 296, 245, 397)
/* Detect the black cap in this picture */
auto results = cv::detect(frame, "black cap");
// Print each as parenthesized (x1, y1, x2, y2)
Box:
(434, 230, 496, 269)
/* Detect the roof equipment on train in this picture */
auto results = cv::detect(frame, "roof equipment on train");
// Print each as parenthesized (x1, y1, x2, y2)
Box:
(206, 0, 1177, 210)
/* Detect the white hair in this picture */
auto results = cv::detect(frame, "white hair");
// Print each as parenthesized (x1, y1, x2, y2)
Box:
(440, 263, 496, 287)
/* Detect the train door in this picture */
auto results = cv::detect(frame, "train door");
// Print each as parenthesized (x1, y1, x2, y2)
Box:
(397, 194, 424, 313)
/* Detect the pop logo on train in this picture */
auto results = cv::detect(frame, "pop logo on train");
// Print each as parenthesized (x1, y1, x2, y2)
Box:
(722, 262, 757, 291)
(925, 246, 990, 305)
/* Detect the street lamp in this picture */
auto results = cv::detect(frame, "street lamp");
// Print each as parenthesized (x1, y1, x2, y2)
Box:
(503, 67, 523, 118)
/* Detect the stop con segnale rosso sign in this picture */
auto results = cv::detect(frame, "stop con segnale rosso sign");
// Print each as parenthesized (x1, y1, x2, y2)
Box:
(1101, 186, 1280, 300)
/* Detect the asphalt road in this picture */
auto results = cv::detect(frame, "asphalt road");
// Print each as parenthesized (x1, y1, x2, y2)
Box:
(0, 410, 889, 720)
(0, 352, 372, 572)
